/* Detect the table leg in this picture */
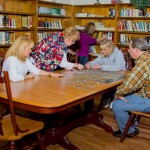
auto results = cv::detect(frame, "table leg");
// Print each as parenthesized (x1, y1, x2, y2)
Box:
(86, 112, 113, 132)
(43, 111, 112, 149)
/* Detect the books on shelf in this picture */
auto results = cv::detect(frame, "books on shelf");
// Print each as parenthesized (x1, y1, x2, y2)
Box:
(120, 8, 145, 17)
(0, 15, 16, 28)
(109, 8, 116, 17)
(93, 31, 114, 42)
(38, 6, 66, 16)
(38, 20, 62, 29)
(118, 20, 150, 32)
(0, 32, 15, 44)
(21, 16, 32, 28)
(38, 32, 50, 42)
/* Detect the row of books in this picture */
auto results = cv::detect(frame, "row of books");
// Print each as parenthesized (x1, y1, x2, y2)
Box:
(0, 32, 15, 44)
(119, 34, 150, 46)
(109, 8, 116, 17)
(0, 32, 32, 45)
(75, 13, 104, 18)
(0, 15, 32, 28)
(93, 31, 114, 42)
(38, 6, 66, 16)
(119, 34, 130, 45)
(38, 20, 62, 29)
(0, 15, 15, 28)
(118, 20, 150, 32)
(120, 8, 145, 17)
(38, 32, 50, 42)
(21, 16, 32, 28)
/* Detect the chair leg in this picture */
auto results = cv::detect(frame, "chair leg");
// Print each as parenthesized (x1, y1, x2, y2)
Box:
(36, 132, 46, 150)
(10, 140, 16, 150)
(120, 113, 136, 143)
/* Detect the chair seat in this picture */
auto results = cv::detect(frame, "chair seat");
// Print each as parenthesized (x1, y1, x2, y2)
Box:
(130, 111, 150, 118)
(0, 114, 44, 141)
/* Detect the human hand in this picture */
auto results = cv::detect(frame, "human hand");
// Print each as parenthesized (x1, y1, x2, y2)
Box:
(85, 63, 91, 69)
(77, 63, 84, 70)
(25, 73, 35, 79)
(114, 96, 128, 102)
(92, 64, 102, 69)
(50, 72, 64, 78)
(97, 34, 107, 44)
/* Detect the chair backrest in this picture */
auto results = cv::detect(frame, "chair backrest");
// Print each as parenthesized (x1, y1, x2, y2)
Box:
(0, 51, 5, 74)
(121, 48, 135, 70)
(67, 49, 77, 63)
(0, 71, 19, 136)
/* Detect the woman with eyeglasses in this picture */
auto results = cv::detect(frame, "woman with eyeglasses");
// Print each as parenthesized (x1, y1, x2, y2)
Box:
(85, 39, 126, 71)
(85, 39, 126, 111)
(30, 27, 84, 71)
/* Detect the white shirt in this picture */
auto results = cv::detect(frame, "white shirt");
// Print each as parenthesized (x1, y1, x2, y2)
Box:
(59, 51, 74, 69)
(2, 56, 40, 82)
(30, 51, 74, 70)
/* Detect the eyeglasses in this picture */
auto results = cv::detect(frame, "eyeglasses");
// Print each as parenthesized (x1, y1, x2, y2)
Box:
(71, 40, 75, 44)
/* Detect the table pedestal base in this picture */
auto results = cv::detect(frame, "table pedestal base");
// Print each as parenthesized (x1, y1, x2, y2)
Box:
(43, 112, 113, 150)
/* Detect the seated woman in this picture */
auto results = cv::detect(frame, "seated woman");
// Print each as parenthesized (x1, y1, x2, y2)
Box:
(85, 39, 126, 110)
(85, 39, 126, 71)
(2, 36, 63, 82)
(30, 27, 84, 71)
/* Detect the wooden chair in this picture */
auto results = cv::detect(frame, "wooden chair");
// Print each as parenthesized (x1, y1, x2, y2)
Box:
(67, 49, 77, 63)
(0, 51, 5, 74)
(120, 111, 150, 142)
(0, 71, 46, 150)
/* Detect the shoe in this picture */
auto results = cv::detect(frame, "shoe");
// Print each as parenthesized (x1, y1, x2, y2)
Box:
(112, 130, 122, 138)
(103, 97, 112, 108)
(127, 128, 139, 137)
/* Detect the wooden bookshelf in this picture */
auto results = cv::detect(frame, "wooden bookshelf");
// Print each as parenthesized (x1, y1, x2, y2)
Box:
(0, 0, 37, 52)
(0, 1, 150, 53)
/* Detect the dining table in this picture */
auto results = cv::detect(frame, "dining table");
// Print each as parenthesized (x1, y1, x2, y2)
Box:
(0, 69, 126, 150)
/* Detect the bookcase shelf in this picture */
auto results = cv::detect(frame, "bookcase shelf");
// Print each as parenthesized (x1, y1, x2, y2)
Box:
(75, 17, 115, 19)
(38, 14, 70, 18)
(118, 16, 150, 20)
(0, 11, 35, 16)
(0, 1, 150, 53)
(0, 44, 11, 48)
(38, 28, 63, 31)
(116, 3, 150, 48)
(0, 0, 72, 51)
(0, 28, 35, 31)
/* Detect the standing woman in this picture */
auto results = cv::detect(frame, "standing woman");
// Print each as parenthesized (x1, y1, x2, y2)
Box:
(77, 22, 105, 65)
(2, 36, 63, 82)
(30, 27, 84, 71)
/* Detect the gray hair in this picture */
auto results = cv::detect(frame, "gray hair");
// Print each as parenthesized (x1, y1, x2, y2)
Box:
(131, 38, 148, 51)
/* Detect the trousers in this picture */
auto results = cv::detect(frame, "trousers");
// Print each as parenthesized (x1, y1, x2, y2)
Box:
(112, 94, 150, 133)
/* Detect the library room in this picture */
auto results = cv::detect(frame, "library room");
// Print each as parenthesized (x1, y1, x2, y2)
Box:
(0, 0, 150, 150)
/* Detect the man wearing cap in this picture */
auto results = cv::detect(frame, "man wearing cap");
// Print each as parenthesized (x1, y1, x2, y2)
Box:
(112, 38, 150, 137)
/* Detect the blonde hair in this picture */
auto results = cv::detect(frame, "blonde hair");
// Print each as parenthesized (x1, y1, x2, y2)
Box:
(64, 27, 80, 42)
(100, 39, 115, 57)
(5, 36, 34, 61)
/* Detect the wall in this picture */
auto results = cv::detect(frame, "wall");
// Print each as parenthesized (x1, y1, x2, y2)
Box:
(39, 0, 130, 5)
(39, 0, 72, 4)
(72, 0, 111, 5)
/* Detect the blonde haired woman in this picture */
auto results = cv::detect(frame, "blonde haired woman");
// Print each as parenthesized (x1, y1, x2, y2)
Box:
(30, 27, 84, 71)
(2, 36, 63, 82)
(85, 39, 126, 71)
(85, 39, 126, 110)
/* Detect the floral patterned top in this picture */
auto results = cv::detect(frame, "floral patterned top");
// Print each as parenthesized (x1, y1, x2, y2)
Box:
(30, 32, 67, 71)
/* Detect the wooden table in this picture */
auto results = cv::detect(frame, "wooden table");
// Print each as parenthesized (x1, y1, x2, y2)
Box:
(0, 70, 126, 150)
